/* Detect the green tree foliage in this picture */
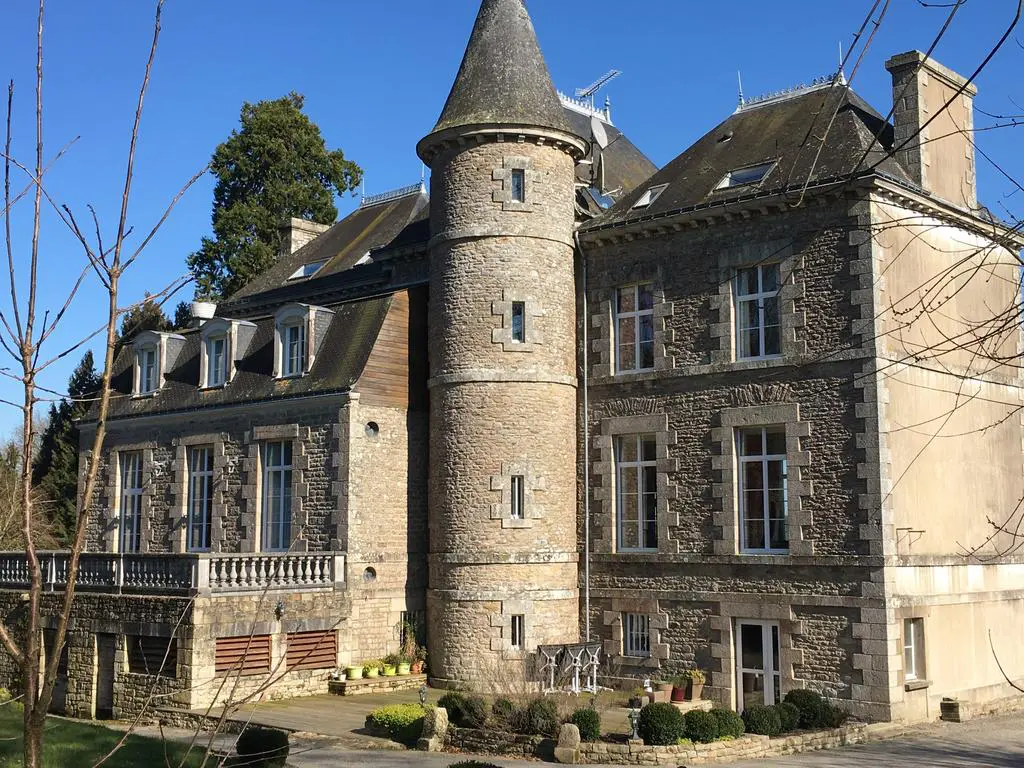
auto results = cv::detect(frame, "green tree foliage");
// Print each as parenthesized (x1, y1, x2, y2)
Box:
(171, 301, 192, 331)
(32, 352, 101, 544)
(187, 92, 362, 300)
(118, 294, 170, 347)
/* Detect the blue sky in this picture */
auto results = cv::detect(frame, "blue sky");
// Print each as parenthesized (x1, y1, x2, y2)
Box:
(0, 0, 1021, 434)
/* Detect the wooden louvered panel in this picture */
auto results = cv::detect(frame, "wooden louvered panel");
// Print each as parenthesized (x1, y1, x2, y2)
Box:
(127, 636, 177, 677)
(215, 635, 271, 676)
(285, 630, 336, 671)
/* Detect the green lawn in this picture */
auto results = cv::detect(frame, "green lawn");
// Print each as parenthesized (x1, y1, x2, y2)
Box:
(0, 704, 209, 767)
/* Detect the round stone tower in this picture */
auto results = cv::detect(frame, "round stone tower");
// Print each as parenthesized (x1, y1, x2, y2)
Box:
(417, 0, 587, 685)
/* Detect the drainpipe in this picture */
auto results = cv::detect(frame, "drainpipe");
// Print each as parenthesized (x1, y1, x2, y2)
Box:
(575, 230, 591, 643)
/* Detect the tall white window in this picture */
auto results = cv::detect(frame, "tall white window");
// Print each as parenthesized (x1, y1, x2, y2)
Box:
(138, 346, 158, 394)
(119, 451, 143, 553)
(735, 264, 781, 360)
(510, 614, 525, 651)
(623, 613, 651, 658)
(261, 441, 293, 551)
(187, 446, 214, 552)
(282, 322, 306, 377)
(738, 427, 788, 553)
(510, 169, 526, 203)
(736, 620, 781, 710)
(511, 302, 526, 344)
(510, 475, 525, 520)
(615, 284, 654, 373)
(616, 435, 658, 551)
(206, 336, 227, 387)
(904, 618, 926, 681)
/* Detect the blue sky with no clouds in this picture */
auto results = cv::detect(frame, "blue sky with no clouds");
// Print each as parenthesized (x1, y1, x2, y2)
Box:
(0, 0, 1021, 434)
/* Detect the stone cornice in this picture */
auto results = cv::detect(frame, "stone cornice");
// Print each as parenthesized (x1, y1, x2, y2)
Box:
(418, 123, 588, 166)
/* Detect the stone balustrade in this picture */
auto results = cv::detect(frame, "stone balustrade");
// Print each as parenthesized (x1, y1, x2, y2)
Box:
(0, 551, 346, 596)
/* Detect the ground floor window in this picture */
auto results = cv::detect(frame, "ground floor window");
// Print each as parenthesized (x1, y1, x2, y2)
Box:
(127, 636, 177, 678)
(736, 619, 780, 709)
(903, 618, 926, 681)
(623, 613, 651, 658)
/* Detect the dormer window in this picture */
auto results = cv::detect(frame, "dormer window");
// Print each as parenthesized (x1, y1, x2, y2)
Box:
(206, 335, 227, 387)
(138, 346, 158, 394)
(632, 184, 667, 209)
(716, 161, 776, 190)
(199, 317, 255, 389)
(288, 260, 326, 281)
(273, 303, 334, 380)
(131, 331, 186, 397)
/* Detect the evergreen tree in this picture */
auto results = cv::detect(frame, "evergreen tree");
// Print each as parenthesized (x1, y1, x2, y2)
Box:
(32, 352, 101, 544)
(187, 92, 362, 300)
(172, 300, 192, 331)
(117, 294, 170, 349)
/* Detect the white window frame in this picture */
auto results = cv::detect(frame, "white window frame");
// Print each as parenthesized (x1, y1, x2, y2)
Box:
(187, 445, 214, 552)
(735, 619, 781, 709)
(281, 321, 307, 378)
(632, 183, 667, 209)
(734, 264, 782, 361)
(614, 284, 655, 374)
(904, 618, 926, 681)
(510, 475, 525, 520)
(622, 613, 651, 658)
(716, 161, 777, 190)
(206, 335, 227, 388)
(261, 440, 293, 552)
(510, 614, 525, 651)
(137, 345, 159, 395)
(737, 426, 789, 554)
(615, 434, 658, 552)
(119, 451, 143, 553)
(288, 260, 327, 281)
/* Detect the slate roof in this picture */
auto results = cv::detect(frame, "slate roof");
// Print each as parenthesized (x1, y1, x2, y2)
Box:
(561, 106, 658, 202)
(584, 83, 914, 231)
(93, 295, 392, 422)
(420, 0, 577, 147)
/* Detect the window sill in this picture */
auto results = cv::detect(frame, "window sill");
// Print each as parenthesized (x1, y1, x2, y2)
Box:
(199, 383, 227, 392)
(904, 679, 931, 692)
(131, 392, 158, 400)
(740, 549, 791, 556)
(613, 367, 656, 377)
(276, 373, 308, 381)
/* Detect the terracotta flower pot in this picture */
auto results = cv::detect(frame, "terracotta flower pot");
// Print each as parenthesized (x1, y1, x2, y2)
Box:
(656, 682, 673, 693)
(411, 660, 424, 674)
(671, 686, 686, 702)
(689, 681, 704, 701)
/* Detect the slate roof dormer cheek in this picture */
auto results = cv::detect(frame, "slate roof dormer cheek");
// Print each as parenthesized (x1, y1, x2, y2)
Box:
(272, 303, 336, 380)
(198, 317, 257, 390)
(130, 330, 186, 398)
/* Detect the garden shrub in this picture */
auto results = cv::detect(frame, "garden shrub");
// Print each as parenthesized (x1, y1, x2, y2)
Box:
(518, 697, 560, 737)
(438, 691, 480, 727)
(823, 703, 850, 728)
(491, 696, 518, 728)
(709, 708, 745, 739)
(783, 688, 827, 729)
(776, 701, 801, 733)
(742, 705, 782, 737)
(236, 726, 289, 768)
(365, 703, 426, 745)
(449, 763, 503, 768)
(570, 707, 601, 742)
(637, 702, 684, 746)
(682, 709, 718, 744)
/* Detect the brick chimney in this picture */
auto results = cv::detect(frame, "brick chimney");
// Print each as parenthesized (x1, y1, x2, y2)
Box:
(885, 51, 978, 210)
(279, 217, 330, 259)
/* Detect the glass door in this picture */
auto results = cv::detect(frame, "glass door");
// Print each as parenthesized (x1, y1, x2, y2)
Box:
(736, 620, 781, 710)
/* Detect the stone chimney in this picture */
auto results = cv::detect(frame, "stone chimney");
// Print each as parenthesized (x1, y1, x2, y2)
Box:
(279, 217, 330, 259)
(885, 51, 978, 210)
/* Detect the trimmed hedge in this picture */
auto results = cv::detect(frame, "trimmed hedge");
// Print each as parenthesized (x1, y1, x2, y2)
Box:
(742, 704, 782, 737)
(570, 707, 601, 741)
(783, 689, 827, 729)
(637, 702, 684, 746)
(365, 703, 426, 745)
(682, 709, 718, 744)
(709, 708, 745, 739)
(437, 692, 487, 729)
(777, 701, 801, 732)
(236, 726, 289, 768)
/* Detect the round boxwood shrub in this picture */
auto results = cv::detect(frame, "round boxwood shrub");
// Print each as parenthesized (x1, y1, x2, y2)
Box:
(637, 702, 684, 746)
(742, 704, 782, 737)
(709, 708, 745, 739)
(776, 701, 800, 733)
(570, 707, 601, 742)
(823, 703, 850, 728)
(439, 691, 486, 728)
(783, 689, 827, 729)
(437, 691, 466, 722)
(365, 703, 427, 745)
(236, 726, 289, 768)
(683, 709, 718, 744)
(519, 697, 560, 737)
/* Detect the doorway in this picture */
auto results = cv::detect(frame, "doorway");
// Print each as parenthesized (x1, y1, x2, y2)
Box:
(735, 620, 780, 710)
(95, 633, 116, 720)
(43, 631, 68, 715)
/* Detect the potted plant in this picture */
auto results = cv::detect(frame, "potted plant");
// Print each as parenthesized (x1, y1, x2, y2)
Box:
(686, 668, 706, 701)
(363, 659, 381, 679)
(654, 677, 673, 694)
(383, 653, 400, 676)
(411, 647, 427, 675)
(345, 663, 364, 681)
(627, 687, 645, 709)
(671, 675, 688, 702)
(397, 654, 412, 676)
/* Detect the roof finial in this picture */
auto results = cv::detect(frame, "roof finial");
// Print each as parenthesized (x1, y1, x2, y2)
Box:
(838, 40, 846, 81)
(737, 71, 745, 107)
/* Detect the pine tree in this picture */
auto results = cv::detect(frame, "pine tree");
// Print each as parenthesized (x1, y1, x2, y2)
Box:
(32, 352, 101, 544)
(187, 92, 362, 300)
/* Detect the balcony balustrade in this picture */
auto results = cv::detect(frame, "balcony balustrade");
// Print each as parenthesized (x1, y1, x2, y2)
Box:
(0, 551, 346, 596)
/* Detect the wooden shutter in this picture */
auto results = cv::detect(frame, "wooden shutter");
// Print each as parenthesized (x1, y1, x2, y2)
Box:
(215, 635, 272, 676)
(286, 630, 336, 671)
(127, 636, 177, 677)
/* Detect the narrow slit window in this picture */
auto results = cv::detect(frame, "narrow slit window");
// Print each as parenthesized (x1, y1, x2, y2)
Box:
(511, 302, 526, 344)
(904, 618, 926, 681)
(510, 475, 525, 520)
(510, 615, 525, 650)
(510, 169, 526, 203)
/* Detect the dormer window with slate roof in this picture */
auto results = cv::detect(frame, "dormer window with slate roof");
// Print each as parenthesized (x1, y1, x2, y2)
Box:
(288, 260, 327, 281)
(632, 184, 667, 209)
(716, 161, 777, 190)
(273, 303, 335, 379)
(132, 331, 186, 397)
(200, 318, 257, 389)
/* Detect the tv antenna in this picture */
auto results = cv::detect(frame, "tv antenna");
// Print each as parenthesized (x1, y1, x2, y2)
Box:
(575, 69, 621, 110)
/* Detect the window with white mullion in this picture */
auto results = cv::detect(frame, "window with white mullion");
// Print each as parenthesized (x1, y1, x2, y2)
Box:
(207, 336, 227, 387)
(139, 347, 158, 394)
(187, 446, 214, 552)
(738, 427, 788, 553)
(615, 435, 658, 551)
(282, 322, 306, 377)
(261, 441, 293, 552)
(623, 613, 651, 658)
(615, 284, 655, 373)
(735, 264, 781, 360)
(903, 618, 926, 681)
(119, 451, 144, 553)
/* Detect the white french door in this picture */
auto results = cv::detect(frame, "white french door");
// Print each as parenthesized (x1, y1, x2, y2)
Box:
(735, 620, 781, 710)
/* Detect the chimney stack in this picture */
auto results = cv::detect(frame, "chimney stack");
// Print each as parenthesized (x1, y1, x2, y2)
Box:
(885, 51, 978, 210)
(279, 217, 331, 259)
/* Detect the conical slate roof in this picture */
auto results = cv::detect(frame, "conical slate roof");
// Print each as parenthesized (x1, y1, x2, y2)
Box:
(427, 0, 575, 138)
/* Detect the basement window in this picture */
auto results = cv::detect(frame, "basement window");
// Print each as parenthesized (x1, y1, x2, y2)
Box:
(288, 260, 326, 281)
(632, 184, 668, 209)
(716, 162, 776, 190)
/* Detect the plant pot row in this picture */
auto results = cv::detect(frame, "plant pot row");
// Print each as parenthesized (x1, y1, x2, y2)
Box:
(342, 661, 421, 680)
